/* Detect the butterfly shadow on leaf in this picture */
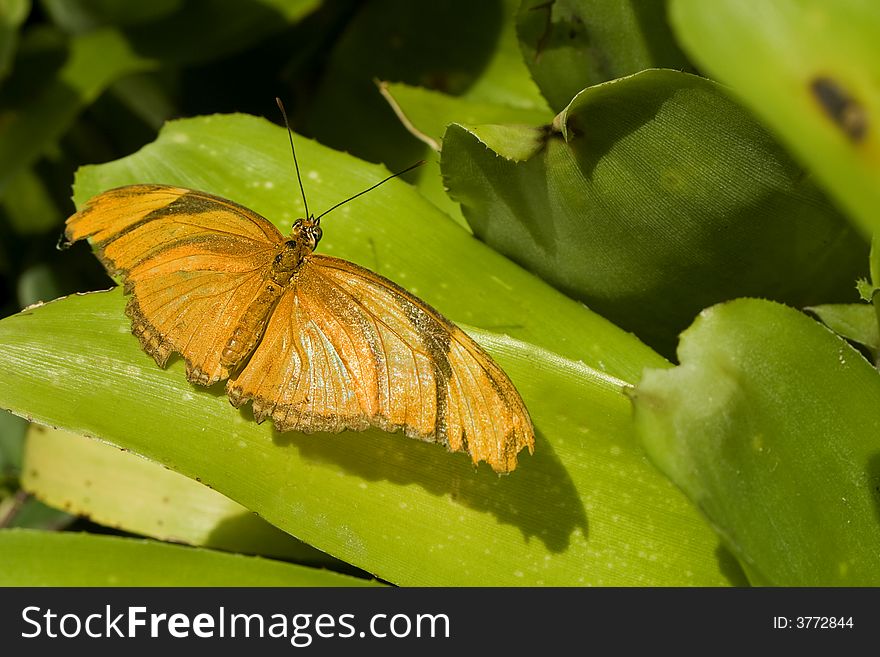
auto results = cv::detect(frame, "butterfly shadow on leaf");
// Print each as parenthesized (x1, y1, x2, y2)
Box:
(269, 422, 588, 554)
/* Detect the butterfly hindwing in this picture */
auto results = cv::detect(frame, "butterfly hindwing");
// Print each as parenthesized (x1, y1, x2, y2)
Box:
(227, 254, 535, 472)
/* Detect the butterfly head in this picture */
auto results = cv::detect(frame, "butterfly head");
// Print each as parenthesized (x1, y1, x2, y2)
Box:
(290, 216, 323, 252)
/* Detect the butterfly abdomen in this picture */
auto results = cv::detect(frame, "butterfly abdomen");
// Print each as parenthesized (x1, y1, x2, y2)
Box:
(220, 242, 305, 371)
(220, 279, 291, 372)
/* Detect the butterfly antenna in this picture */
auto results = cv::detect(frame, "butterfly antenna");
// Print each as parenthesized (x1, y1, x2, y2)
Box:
(275, 97, 310, 219)
(315, 160, 425, 223)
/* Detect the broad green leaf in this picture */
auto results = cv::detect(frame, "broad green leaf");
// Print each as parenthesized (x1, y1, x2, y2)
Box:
(870, 235, 880, 288)
(463, 0, 548, 110)
(379, 81, 553, 226)
(110, 73, 176, 130)
(0, 408, 25, 478)
(17, 263, 66, 308)
(0, 1, 320, 195)
(115, 0, 320, 66)
(379, 82, 552, 152)
(870, 236, 880, 340)
(0, 113, 743, 584)
(806, 303, 879, 354)
(43, 0, 318, 64)
(41, 0, 180, 32)
(442, 69, 867, 356)
(1, 168, 62, 235)
(22, 424, 340, 564)
(0, 291, 736, 585)
(0, 529, 379, 586)
(0, 0, 29, 83)
(632, 299, 880, 585)
(307, 0, 544, 174)
(5, 496, 73, 530)
(457, 123, 546, 161)
(516, 0, 691, 111)
(308, 0, 549, 226)
(0, 28, 154, 195)
(670, 0, 880, 237)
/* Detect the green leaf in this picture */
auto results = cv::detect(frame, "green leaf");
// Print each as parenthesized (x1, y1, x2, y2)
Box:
(0, 28, 154, 195)
(17, 262, 66, 308)
(856, 278, 876, 303)
(870, 236, 880, 342)
(456, 123, 547, 162)
(0, 529, 379, 586)
(5, 497, 73, 530)
(669, 0, 880, 237)
(0, 0, 29, 83)
(871, 235, 880, 288)
(0, 409, 25, 478)
(806, 303, 879, 354)
(308, 0, 550, 227)
(42, 0, 318, 64)
(632, 299, 880, 585)
(41, 0, 180, 32)
(379, 81, 552, 152)
(516, 0, 691, 110)
(22, 424, 341, 564)
(0, 113, 741, 585)
(379, 81, 553, 226)
(0, 1, 320, 195)
(1, 168, 63, 235)
(441, 69, 867, 356)
(307, 0, 544, 173)
(0, 289, 740, 585)
(460, 0, 549, 110)
(114, 0, 321, 66)
(109, 73, 176, 130)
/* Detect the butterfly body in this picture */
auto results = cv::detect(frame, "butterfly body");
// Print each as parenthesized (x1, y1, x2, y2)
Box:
(66, 184, 534, 473)
(221, 218, 325, 373)
(219, 240, 300, 374)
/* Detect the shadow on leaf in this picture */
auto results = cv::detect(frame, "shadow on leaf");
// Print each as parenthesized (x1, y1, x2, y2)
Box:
(271, 424, 588, 554)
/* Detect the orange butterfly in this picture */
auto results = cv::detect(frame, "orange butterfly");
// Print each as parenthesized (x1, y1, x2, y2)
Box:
(65, 117, 534, 473)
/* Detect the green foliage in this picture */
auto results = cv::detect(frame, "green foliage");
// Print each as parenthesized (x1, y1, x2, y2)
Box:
(807, 303, 879, 357)
(517, 0, 690, 110)
(0, 0, 876, 586)
(632, 300, 880, 585)
(23, 424, 338, 564)
(441, 70, 865, 355)
(0, 118, 731, 585)
(670, 0, 880, 238)
(0, 0, 29, 83)
(0, 529, 379, 586)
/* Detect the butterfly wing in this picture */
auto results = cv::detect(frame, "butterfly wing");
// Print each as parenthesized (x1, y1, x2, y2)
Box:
(227, 254, 535, 473)
(65, 185, 284, 385)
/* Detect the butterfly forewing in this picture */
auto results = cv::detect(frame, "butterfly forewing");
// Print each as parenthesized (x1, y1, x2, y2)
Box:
(66, 185, 282, 268)
(66, 185, 285, 384)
